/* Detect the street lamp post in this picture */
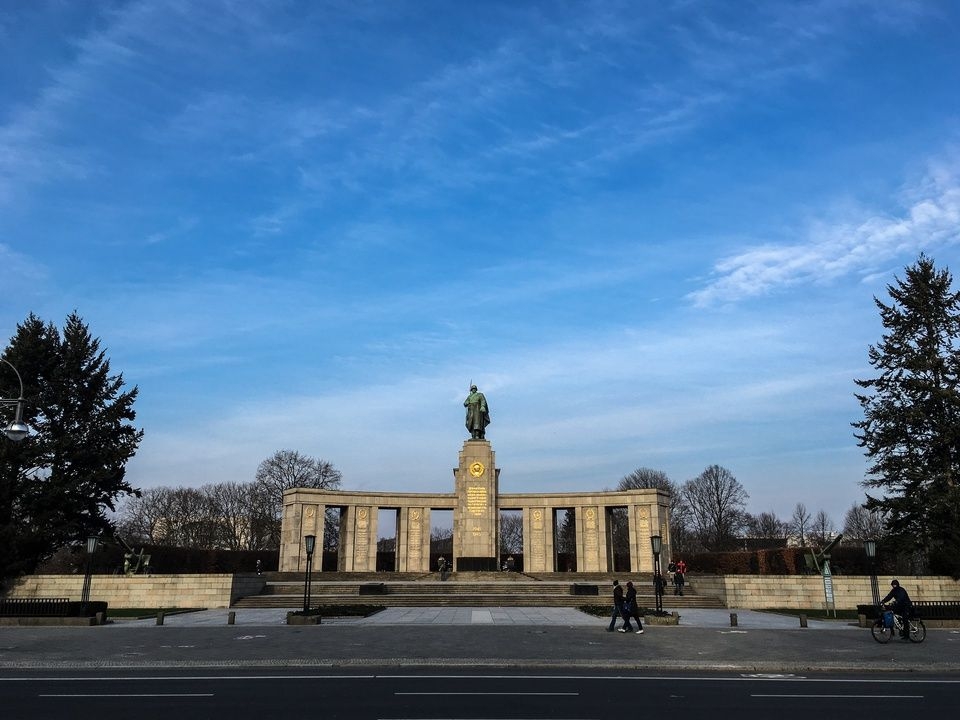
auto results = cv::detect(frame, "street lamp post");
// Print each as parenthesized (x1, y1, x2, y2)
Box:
(651, 534, 663, 615)
(0, 358, 30, 442)
(81, 536, 99, 614)
(302, 534, 316, 613)
(864, 539, 880, 607)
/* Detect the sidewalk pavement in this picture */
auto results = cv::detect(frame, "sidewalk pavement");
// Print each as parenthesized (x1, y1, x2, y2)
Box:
(105, 606, 861, 629)
(2, 607, 958, 672)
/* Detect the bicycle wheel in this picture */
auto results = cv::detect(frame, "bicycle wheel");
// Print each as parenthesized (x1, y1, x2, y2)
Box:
(907, 618, 926, 643)
(871, 618, 892, 643)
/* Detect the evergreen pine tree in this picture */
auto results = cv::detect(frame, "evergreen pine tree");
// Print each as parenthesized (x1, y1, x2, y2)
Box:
(1, 312, 143, 586)
(853, 254, 960, 576)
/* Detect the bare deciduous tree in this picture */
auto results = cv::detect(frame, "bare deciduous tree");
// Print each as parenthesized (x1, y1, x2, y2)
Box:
(809, 510, 835, 546)
(617, 467, 691, 554)
(430, 526, 453, 556)
(116, 482, 274, 550)
(843, 503, 885, 541)
(254, 450, 342, 546)
(115, 487, 175, 545)
(205, 481, 269, 551)
(323, 507, 342, 553)
(499, 513, 523, 554)
(681, 465, 748, 551)
(790, 503, 812, 546)
(744, 511, 789, 541)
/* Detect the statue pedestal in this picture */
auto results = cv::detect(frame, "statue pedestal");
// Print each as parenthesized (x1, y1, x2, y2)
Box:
(453, 439, 499, 571)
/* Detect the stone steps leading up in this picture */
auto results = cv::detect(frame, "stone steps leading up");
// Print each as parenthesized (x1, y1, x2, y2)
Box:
(231, 593, 723, 609)
(232, 573, 723, 609)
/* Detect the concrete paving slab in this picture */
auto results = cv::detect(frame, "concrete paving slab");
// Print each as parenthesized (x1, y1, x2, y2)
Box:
(103, 606, 859, 630)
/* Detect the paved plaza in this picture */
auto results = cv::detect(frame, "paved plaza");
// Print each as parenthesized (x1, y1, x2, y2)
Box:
(2, 606, 957, 673)
(109, 606, 861, 630)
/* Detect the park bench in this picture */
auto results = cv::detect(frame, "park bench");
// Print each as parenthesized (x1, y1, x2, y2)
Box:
(0, 597, 72, 617)
(913, 600, 960, 620)
(358, 582, 386, 596)
(858, 601, 960, 622)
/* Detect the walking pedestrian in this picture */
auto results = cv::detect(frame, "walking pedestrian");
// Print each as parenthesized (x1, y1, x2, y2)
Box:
(674, 558, 687, 596)
(623, 581, 644, 634)
(607, 580, 625, 632)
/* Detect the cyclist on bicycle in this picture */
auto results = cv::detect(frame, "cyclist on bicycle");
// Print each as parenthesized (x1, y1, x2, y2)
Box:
(880, 579, 914, 638)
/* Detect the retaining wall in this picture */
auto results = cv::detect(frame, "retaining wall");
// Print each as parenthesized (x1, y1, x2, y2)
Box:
(4, 573, 957, 610)
(3, 574, 266, 609)
(692, 574, 960, 610)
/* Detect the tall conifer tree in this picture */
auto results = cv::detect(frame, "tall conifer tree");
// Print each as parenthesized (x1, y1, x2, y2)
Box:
(854, 255, 960, 575)
(1, 313, 143, 586)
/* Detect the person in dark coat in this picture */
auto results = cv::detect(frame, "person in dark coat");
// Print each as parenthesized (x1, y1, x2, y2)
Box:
(880, 579, 914, 638)
(654, 572, 667, 598)
(622, 581, 644, 634)
(607, 580, 625, 632)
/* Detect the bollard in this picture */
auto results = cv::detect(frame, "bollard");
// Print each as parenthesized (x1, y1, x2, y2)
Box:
(228, 611, 236, 625)
(730, 612, 738, 627)
(156, 610, 164, 626)
(95, 611, 105, 626)
(799, 614, 808, 628)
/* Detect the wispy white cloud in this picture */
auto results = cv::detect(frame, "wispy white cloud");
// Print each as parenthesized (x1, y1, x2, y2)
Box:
(688, 167, 960, 307)
(0, 245, 48, 321)
(0, 0, 307, 204)
(4, 0, 954, 523)
(126, 306, 864, 510)
(143, 216, 198, 245)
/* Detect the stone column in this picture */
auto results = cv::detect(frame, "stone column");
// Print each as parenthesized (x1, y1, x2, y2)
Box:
(279, 500, 327, 572)
(632, 504, 652, 573)
(350, 506, 377, 571)
(453, 439, 498, 571)
(524, 506, 551, 573)
(653, 501, 670, 564)
(340, 506, 356, 571)
(577, 505, 605, 572)
(279, 499, 302, 572)
(400, 506, 430, 572)
(300, 503, 326, 572)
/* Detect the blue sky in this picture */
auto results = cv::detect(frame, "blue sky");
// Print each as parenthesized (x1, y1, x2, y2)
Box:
(2, 1, 959, 526)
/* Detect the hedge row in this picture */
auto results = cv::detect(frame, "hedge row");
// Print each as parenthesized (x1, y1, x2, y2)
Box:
(685, 545, 899, 576)
(38, 544, 279, 575)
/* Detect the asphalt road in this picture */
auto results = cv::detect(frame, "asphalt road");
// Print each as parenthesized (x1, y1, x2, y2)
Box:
(2, 622, 958, 672)
(1, 668, 958, 720)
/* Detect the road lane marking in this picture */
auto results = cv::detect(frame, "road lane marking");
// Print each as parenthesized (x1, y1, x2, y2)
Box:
(4, 674, 959, 685)
(39, 693, 214, 698)
(751, 694, 922, 699)
(395, 692, 579, 696)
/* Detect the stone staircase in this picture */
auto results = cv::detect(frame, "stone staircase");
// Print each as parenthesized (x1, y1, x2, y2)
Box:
(231, 572, 725, 609)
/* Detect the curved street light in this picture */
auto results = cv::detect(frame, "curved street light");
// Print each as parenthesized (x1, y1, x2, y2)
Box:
(650, 534, 664, 615)
(302, 534, 316, 613)
(1, 357, 30, 442)
(864, 539, 880, 607)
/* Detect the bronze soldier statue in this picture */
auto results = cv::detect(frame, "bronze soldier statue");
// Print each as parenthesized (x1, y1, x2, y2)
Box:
(464, 384, 490, 439)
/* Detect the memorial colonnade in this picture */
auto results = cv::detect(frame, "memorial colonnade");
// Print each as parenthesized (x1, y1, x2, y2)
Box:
(279, 440, 671, 574)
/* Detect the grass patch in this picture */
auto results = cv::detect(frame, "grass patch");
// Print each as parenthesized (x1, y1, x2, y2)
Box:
(577, 605, 609, 617)
(314, 605, 385, 617)
(577, 605, 660, 618)
(755, 608, 860, 620)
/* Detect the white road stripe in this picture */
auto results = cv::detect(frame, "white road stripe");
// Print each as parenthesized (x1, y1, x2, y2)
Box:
(39, 693, 214, 698)
(395, 692, 579, 696)
(751, 694, 923, 699)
